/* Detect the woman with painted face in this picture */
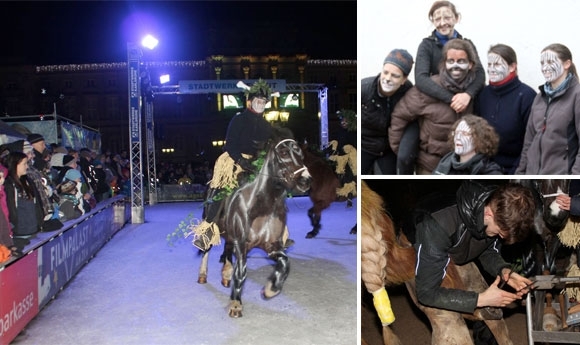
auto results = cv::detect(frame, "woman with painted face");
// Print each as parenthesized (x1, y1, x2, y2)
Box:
(475, 44, 536, 174)
(516, 43, 580, 174)
(433, 115, 502, 175)
(389, 39, 479, 175)
(395, 0, 485, 174)
(360, 49, 414, 174)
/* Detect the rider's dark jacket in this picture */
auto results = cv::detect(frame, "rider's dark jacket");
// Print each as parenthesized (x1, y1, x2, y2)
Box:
(413, 180, 510, 313)
(223, 108, 273, 163)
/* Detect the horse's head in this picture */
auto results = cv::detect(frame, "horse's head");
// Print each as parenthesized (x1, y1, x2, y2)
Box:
(272, 138, 311, 193)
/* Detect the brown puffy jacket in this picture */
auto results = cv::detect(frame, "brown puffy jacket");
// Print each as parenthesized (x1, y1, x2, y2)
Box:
(389, 75, 473, 172)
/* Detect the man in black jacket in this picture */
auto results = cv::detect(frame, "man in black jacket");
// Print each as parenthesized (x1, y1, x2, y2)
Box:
(411, 180, 537, 344)
(361, 49, 413, 174)
(193, 79, 275, 251)
(413, 180, 535, 315)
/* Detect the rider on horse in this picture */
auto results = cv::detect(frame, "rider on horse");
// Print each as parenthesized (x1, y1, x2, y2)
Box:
(193, 79, 281, 251)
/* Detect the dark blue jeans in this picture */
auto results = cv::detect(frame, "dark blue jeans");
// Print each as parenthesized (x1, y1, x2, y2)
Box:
(397, 121, 420, 175)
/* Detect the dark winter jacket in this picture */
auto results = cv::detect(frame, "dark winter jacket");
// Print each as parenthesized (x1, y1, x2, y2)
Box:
(4, 176, 43, 236)
(432, 152, 503, 175)
(361, 74, 413, 156)
(415, 30, 485, 103)
(516, 75, 580, 174)
(223, 108, 273, 163)
(413, 180, 510, 314)
(475, 76, 537, 174)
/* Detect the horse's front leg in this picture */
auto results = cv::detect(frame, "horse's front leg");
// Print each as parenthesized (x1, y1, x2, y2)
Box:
(262, 250, 290, 299)
(229, 240, 247, 318)
(197, 249, 210, 284)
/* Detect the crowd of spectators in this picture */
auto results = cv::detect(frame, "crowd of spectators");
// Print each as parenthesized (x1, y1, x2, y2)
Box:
(0, 134, 132, 261)
(155, 161, 211, 186)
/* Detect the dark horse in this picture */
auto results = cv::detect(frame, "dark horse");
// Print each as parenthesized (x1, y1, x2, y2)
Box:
(300, 143, 356, 238)
(300, 143, 341, 238)
(197, 128, 311, 318)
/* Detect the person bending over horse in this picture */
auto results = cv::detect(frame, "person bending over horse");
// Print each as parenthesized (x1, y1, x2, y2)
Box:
(193, 79, 281, 251)
(410, 180, 535, 344)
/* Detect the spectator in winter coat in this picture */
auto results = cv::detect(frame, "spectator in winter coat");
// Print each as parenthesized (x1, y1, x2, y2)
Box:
(4, 152, 43, 250)
(361, 49, 414, 174)
(517, 43, 580, 174)
(433, 115, 502, 175)
(475, 44, 536, 174)
(389, 39, 479, 174)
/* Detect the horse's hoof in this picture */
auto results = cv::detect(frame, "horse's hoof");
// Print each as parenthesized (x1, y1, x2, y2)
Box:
(221, 279, 231, 288)
(262, 281, 281, 300)
(228, 301, 243, 318)
(197, 276, 207, 284)
(305, 231, 317, 239)
(349, 226, 357, 234)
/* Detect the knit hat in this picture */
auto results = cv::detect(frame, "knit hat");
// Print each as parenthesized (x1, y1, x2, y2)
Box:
(64, 168, 82, 181)
(50, 153, 65, 167)
(22, 140, 33, 154)
(59, 179, 77, 194)
(383, 49, 414, 76)
(63, 155, 75, 166)
(27, 133, 45, 144)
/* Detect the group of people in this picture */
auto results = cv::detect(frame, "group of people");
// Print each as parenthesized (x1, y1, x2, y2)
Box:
(0, 134, 127, 261)
(362, 0, 580, 175)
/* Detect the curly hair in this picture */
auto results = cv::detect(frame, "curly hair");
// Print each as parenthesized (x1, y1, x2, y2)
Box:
(448, 114, 499, 157)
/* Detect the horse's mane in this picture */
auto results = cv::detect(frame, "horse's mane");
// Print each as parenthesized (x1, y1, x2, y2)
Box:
(271, 125, 294, 142)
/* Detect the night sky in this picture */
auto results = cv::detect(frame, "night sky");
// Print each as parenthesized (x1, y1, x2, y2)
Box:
(0, 1, 356, 65)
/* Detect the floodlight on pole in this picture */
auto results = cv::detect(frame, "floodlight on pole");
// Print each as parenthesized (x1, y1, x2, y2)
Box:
(141, 35, 159, 50)
(127, 34, 160, 223)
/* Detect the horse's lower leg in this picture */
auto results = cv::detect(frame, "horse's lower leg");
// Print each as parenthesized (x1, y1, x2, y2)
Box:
(229, 241, 247, 318)
(197, 250, 210, 284)
(405, 280, 473, 345)
(221, 242, 234, 288)
(263, 250, 290, 299)
(306, 207, 321, 238)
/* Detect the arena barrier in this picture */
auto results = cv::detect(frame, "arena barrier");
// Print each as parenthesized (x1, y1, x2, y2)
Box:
(0, 196, 130, 345)
(156, 183, 207, 202)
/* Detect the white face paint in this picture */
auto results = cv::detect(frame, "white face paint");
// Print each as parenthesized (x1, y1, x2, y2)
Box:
(454, 120, 475, 155)
(250, 97, 267, 113)
(431, 6, 457, 37)
(541, 50, 565, 83)
(446, 49, 471, 81)
(487, 53, 510, 83)
(379, 63, 405, 95)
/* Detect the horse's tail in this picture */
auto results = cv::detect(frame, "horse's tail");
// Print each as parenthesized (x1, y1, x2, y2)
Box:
(361, 181, 415, 290)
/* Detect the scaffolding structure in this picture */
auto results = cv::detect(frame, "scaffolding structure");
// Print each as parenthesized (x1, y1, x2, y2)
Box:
(129, 80, 328, 221)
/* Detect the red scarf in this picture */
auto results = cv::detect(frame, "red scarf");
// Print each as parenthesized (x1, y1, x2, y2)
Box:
(489, 71, 516, 86)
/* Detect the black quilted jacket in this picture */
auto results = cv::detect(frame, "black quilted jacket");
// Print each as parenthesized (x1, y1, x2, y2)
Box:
(413, 180, 510, 313)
